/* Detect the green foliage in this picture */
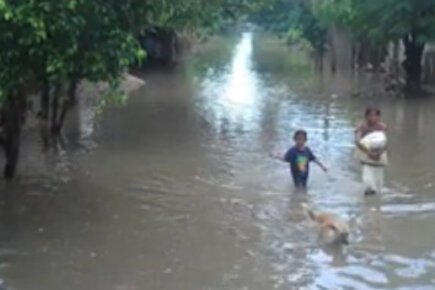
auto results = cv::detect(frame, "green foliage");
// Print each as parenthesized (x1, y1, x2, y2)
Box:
(0, 0, 146, 101)
(313, 0, 435, 44)
(0, 0, 245, 104)
(312, 0, 355, 28)
(0, 0, 40, 97)
(134, 0, 248, 37)
(285, 28, 303, 45)
(94, 82, 129, 117)
(250, 0, 327, 54)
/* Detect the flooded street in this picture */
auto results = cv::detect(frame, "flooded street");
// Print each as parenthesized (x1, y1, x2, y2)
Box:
(2, 31, 435, 289)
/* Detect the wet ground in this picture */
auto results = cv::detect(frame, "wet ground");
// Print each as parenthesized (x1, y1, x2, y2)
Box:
(2, 31, 435, 290)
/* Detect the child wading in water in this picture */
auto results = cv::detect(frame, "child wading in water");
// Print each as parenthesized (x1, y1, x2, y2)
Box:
(271, 130, 327, 189)
(355, 107, 388, 195)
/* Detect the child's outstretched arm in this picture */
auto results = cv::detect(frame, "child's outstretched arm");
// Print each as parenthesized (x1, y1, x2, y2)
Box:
(269, 153, 286, 162)
(308, 149, 327, 173)
(314, 159, 328, 173)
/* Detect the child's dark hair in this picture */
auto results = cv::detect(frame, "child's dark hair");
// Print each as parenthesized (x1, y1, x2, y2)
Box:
(365, 106, 381, 117)
(294, 129, 308, 140)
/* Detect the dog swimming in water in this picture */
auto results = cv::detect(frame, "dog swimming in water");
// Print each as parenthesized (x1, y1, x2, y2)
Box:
(302, 203, 349, 245)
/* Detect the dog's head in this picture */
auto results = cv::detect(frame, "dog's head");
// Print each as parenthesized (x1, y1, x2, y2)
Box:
(339, 231, 349, 245)
(328, 224, 350, 245)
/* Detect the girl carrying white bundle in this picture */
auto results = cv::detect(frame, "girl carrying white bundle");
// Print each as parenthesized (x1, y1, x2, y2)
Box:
(355, 107, 388, 196)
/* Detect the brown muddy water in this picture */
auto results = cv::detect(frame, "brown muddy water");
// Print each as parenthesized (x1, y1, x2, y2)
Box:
(2, 31, 435, 290)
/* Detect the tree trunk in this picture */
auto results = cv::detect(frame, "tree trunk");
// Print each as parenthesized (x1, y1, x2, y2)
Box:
(159, 28, 178, 64)
(355, 39, 387, 71)
(391, 40, 400, 75)
(55, 79, 78, 135)
(51, 84, 61, 135)
(330, 41, 337, 73)
(40, 79, 50, 119)
(314, 51, 324, 71)
(39, 79, 51, 148)
(402, 33, 425, 93)
(2, 90, 25, 180)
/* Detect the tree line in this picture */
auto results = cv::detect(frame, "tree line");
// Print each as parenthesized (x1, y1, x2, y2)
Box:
(249, 0, 435, 93)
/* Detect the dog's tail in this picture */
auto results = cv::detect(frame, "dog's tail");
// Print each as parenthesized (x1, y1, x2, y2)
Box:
(301, 203, 316, 221)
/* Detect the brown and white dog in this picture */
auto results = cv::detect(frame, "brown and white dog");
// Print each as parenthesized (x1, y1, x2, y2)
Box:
(302, 203, 350, 245)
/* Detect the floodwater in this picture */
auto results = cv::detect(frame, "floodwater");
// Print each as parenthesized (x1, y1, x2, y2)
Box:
(2, 31, 435, 290)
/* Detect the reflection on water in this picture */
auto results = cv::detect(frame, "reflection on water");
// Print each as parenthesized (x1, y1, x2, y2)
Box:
(224, 32, 257, 107)
(1, 31, 435, 289)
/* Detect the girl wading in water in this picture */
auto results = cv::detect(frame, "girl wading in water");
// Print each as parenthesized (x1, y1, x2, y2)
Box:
(355, 107, 388, 195)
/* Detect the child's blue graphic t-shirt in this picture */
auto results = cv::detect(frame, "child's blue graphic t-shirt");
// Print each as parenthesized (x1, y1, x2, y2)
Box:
(284, 146, 316, 176)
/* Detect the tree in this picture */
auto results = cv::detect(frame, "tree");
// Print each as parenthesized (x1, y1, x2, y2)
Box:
(47, 0, 145, 137)
(0, 0, 46, 178)
(0, 0, 145, 179)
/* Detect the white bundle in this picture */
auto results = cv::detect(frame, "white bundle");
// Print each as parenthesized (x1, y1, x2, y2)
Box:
(355, 131, 388, 166)
(360, 131, 387, 151)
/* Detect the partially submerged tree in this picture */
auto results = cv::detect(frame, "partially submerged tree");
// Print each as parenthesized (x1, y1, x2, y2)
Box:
(0, 0, 145, 179)
(0, 0, 47, 178)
